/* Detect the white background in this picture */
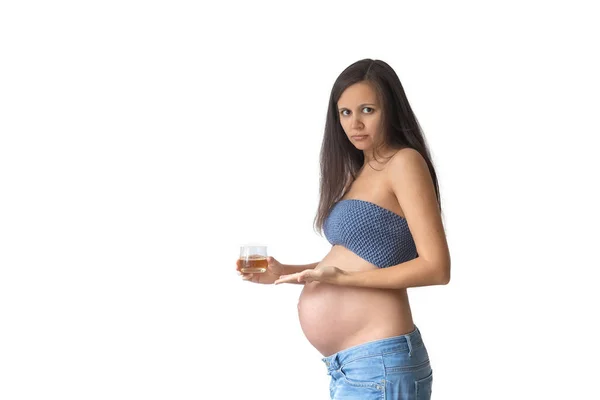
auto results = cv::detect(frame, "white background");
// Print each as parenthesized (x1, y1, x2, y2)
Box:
(1, 1, 599, 399)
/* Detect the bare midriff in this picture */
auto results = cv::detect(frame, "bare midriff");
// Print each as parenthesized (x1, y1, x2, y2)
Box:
(297, 245, 415, 357)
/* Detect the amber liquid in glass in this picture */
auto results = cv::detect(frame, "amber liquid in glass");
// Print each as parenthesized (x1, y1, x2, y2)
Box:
(240, 255, 268, 273)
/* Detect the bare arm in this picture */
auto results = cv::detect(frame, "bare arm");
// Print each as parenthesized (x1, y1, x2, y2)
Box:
(280, 262, 320, 284)
(275, 149, 450, 288)
(282, 262, 319, 274)
(343, 149, 450, 288)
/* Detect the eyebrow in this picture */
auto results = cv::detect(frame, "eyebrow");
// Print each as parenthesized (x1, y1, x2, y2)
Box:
(337, 103, 377, 109)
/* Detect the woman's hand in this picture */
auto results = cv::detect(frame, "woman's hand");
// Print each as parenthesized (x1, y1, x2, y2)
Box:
(237, 256, 285, 284)
(274, 264, 346, 285)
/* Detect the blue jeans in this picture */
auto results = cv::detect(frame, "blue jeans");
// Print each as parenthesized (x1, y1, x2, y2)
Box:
(322, 326, 433, 400)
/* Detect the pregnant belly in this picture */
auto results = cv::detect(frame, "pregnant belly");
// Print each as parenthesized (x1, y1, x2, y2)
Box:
(297, 246, 414, 356)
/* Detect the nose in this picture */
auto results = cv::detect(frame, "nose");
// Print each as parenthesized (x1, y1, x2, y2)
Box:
(351, 115, 363, 129)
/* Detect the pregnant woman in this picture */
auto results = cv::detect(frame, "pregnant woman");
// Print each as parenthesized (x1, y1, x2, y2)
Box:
(236, 58, 451, 400)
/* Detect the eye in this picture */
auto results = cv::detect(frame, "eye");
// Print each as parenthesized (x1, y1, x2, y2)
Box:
(339, 107, 374, 116)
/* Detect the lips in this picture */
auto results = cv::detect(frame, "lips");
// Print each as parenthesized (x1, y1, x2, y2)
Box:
(352, 135, 368, 140)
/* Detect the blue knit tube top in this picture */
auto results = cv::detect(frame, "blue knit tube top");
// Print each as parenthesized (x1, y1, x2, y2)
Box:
(323, 199, 417, 268)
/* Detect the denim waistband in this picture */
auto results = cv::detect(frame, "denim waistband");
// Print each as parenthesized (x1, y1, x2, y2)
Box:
(322, 325, 424, 372)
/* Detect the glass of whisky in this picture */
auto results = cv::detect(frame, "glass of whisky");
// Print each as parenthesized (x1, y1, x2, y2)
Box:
(239, 245, 268, 274)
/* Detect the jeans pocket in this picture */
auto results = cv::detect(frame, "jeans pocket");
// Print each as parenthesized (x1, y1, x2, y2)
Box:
(415, 369, 433, 400)
(338, 357, 384, 391)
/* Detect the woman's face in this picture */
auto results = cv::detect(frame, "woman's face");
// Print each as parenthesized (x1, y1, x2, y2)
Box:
(337, 81, 384, 151)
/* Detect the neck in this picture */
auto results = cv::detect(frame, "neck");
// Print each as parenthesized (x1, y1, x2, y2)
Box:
(363, 145, 397, 165)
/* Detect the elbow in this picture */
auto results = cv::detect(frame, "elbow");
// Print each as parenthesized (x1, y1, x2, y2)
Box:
(423, 250, 451, 286)
(435, 260, 451, 285)
(439, 270, 451, 285)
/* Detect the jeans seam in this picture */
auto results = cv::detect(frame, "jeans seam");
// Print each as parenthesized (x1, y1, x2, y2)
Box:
(415, 369, 433, 398)
(341, 344, 424, 366)
(384, 358, 430, 374)
(380, 343, 424, 357)
(340, 371, 382, 389)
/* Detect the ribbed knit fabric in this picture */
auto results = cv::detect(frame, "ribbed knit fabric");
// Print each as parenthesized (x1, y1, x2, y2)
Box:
(323, 199, 417, 268)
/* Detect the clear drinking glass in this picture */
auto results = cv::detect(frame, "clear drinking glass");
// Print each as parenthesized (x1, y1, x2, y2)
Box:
(239, 245, 268, 274)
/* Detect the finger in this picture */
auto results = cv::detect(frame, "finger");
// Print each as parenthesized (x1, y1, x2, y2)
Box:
(274, 273, 299, 285)
(298, 271, 313, 283)
(242, 273, 254, 281)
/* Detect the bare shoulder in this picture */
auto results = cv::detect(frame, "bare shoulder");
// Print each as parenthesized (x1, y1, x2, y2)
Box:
(386, 147, 430, 182)
(389, 147, 427, 165)
(385, 147, 450, 282)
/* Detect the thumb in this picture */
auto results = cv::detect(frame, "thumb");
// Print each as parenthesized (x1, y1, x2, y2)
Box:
(266, 256, 281, 273)
(300, 269, 315, 283)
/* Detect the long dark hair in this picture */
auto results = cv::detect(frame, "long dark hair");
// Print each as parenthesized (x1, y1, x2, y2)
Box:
(314, 59, 441, 234)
